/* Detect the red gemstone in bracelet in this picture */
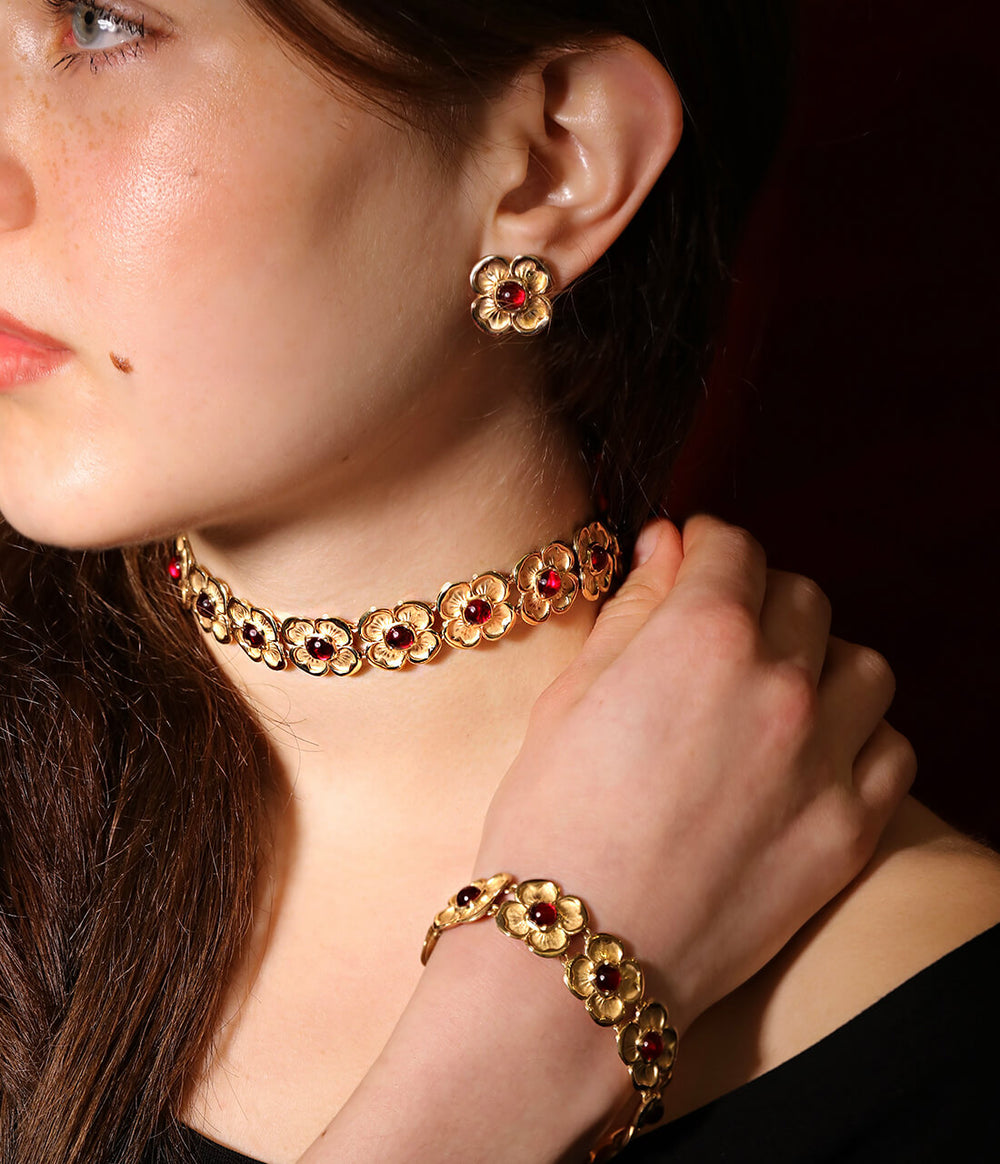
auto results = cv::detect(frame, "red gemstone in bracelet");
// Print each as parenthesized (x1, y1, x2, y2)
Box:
(495, 281, 527, 311)
(638, 1032, 665, 1062)
(456, 885, 482, 909)
(536, 569, 562, 598)
(385, 624, 416, 651)
(528, 901, 558, 928)
(594, 963, 621, 994)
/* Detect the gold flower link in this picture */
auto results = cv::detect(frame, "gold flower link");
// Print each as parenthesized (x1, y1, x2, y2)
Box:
(173, 536, 195, 605)
(515, 541, 578, 625)
(421, 872, 515, 965)
(189, 569, 232, 644)
(617, 1001, 678, 1091)
(282, 616, 361, 677)
(496, 879, 588, 958)
(470, 255, 553, 336)
(575, 522, 620, 601)
(438, 572, 515, 649)
(565, 933, 645, 1027)
(227, 599, 285, 669)
(358, 601, 441, 670)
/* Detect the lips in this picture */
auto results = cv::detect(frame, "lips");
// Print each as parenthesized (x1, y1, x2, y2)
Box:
(0, 310, 72, 388)
(0, 309, 69, 352)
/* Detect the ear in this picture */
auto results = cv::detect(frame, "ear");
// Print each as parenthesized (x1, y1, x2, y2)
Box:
(473, 38, 683, 290)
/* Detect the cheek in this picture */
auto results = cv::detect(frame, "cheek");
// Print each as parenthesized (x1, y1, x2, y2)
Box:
(4, 79, 470, 548)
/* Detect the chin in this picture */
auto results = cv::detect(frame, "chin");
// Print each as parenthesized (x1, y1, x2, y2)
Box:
(0, 492, 168, 554)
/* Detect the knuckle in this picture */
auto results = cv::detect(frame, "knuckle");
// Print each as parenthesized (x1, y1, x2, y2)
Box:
(770, 659, 820, 727)
(856, 645, 896, 699)
(792, 574, 832, 619)
(722, 523, 767, 570)
(693, 598, 759, 659)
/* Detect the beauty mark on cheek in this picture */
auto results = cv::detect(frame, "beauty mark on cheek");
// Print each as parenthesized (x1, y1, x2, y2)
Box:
(110, 352, 134, 374)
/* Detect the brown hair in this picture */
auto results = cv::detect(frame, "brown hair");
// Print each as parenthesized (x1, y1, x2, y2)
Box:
(0, 3, 792, 1160)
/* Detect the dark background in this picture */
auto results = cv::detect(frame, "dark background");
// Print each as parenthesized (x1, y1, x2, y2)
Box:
(668, 0, 999, 848)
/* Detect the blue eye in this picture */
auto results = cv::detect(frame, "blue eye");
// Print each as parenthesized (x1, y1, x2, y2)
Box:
(48, 0, 150, 72)
(72, 6, 126, 49)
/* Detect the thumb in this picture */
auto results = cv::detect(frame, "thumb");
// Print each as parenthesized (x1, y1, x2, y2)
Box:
(571, 519, 684, 683)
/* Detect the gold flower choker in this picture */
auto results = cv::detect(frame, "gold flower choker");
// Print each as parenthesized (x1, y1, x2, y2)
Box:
(169, 521, 620, 676)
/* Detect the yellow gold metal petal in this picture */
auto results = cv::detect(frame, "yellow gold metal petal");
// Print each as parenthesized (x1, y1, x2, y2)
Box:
(291, 645, 327, 676)
(317, 617, 353, 647)
(641, 1002, 670, 1034)
(565, 954, 597, 1000)
(367, 640, 406, 670)
(617, 1023, 641, 1065)
(261, 643, 286, 671)
(511, 295, 552, 334)
(556, 895, 588, 933)
(358, 609, 394, 644)
(472, 572, 509, 603)
(282, 618, 311, 648)
(482, 602, 515, 640)
(528, 926, 569, 957)
(515, 552, 543, 591)
(331, 647, 363, 677)
(227, 599, 251, 625)
(408, 629, 441, 663)
(444, 619, 481, 649)
(396, 601, 434, 632)
(551, 574, 578, 614)
(588, 992, 627, 1026)
(438, 582, 472, 622)
(472, 297, 512, 334)
(470, 255, 511, 295)
(519, 879, 560, 908)
(511, 255, 551, 294)
(631, 1062, 660, 1091)
(544, 542, 575, 573)
(518, 591, 551, 625)
(496, 900, 532, 938)
(619, 959, 644, 1003)
(587, 934, 626, 965)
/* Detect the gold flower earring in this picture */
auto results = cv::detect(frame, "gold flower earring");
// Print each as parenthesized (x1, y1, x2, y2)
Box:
(470, 255, 553, 336)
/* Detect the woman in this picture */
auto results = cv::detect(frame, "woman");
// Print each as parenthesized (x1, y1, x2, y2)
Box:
(0, 2, 996, 1162)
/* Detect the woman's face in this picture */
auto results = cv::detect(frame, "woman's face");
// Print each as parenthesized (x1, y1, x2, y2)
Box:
(0, 1, 489, 548)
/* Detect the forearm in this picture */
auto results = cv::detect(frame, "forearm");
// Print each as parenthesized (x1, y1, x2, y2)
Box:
(296, 921, 636, 1164)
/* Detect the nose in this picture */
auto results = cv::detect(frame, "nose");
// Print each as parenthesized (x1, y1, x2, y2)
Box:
(0, 156, 35, 232)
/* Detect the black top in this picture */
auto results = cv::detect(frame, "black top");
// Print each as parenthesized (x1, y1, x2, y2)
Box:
(178, 923, 999, 1163)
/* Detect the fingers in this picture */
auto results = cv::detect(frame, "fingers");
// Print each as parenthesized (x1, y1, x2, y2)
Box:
(852, 718, 917, 819)
(671, 514, 768, 618)
(759, 570, 832, 685)
(817, 636, 898, 758)
(570, 519, 683, 682)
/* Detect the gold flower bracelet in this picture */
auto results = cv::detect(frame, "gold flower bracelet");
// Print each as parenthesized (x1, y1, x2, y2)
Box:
(423, 875, 678, 1160)
(169, 521, 619, 675)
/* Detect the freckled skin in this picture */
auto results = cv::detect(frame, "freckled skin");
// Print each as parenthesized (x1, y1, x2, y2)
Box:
(0, 0, 500, 549)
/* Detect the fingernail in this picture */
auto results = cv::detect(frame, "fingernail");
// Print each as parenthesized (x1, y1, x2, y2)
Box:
(632, 524, 661, 568)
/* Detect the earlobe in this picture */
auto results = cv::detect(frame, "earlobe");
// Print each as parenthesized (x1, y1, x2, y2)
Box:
(479, 38, 683, 291)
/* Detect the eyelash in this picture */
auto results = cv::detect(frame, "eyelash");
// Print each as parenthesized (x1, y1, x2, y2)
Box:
(44, 0, 152, 75)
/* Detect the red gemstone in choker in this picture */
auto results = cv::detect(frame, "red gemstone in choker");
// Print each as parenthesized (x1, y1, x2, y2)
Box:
(170, 520, 621, 675)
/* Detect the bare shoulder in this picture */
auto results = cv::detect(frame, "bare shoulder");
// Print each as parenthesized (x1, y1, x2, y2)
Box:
(666, 797, 1000, 1118)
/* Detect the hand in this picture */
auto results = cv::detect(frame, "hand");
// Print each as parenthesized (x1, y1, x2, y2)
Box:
(476, 513, 916, 1033)
(302, 514, 915, 1163)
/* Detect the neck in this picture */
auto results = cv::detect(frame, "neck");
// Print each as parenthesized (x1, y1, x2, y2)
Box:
(183, 390, 599, 881)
